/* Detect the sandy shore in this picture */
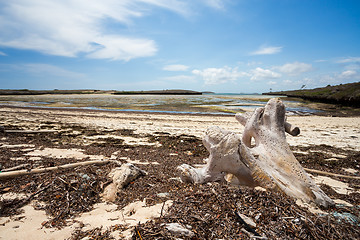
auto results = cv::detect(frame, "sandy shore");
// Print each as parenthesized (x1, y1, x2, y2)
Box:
(1, 106, 359, 150)
(0, 106, 359, 239)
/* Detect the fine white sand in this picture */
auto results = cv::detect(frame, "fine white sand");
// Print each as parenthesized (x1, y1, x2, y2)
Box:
(1, 106, 359, 150)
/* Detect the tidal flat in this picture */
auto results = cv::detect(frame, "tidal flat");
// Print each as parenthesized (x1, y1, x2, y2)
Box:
(0, 105, 359, 239)
(0, 93, 331, 115)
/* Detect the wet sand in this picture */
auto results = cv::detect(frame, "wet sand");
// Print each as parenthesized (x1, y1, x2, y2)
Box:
(1, 106, 359, 150)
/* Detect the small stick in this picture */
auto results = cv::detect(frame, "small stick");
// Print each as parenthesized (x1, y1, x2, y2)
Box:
(0, 159, 111, 179)
(4, 130, 57, 134)
(1, 164, 31, 172)
(160, 201, 166, 218)
(16, 181, 54, 207)
(304, 168, 360, 180)
(235, 210, 261, 237)
(136, 225, 143, 240)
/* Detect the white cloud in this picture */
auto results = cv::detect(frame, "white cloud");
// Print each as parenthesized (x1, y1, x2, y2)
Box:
(250, 45, 283, 55)
(314, 59, 327, 63)
(193, 66, 283, 84)
(86, 36, 157, 61)
(0, 51, 6, 56)
(249, 67, 281, 81)
(192, 66, 247, 85)
(247, 61, 262, 66)
(336, 57, 360, 63)
(267, 81, 277, 85)
(339, 70, 357, 79)
(0, 0, 194, 61)
(163, 64, 189, 71)
(317, 70, 360, 86)
(276, 62, 313, 76)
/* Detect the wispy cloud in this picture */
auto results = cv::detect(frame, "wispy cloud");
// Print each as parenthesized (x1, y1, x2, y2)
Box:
(0, 51, 7, 56)
(192, 65, 283, 85)
(314, 59, 327, 63)
(23, 64, 86, 79)
(336, 57, 360, 63)
(282, 79, 293, 85)
(267, 81, 277, 85)
(200, 0, 226, 10)
(310, 70, 360, 87)
(339, 70, 358, 79)
(249, 67, 281, 81)
(86, 36, 157, 61)
(0, 63, 85, 79)
(250, 45, 283, 55)
(161, 75, 196, 83)
(0, 0, 195, 61)
(163, 64, 189, 71)
(192, 66, 248, 85)
(275, 62, 313, 76)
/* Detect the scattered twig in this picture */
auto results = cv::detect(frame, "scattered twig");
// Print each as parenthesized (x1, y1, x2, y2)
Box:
(304, 168, 360, 180)
(1, 164, 31, 172)
(136, 224, 143, 240)
(3, 129, 57, 134)
(3, 181, 54, 212)
(51, 191, 70, 223)
(160, 201, 166, 218)
(234, 210, 261, 237)
(22, 181, 53, 203)
(0, 159, 112, 179)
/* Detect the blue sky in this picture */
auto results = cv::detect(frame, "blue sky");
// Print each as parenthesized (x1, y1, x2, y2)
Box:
(0, 0, 359, 93)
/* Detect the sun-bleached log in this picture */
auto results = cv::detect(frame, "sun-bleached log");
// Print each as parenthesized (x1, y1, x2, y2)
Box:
(235, 112, 300, 136)
(178, 126, 255, 186)
(178, 98, 334, 208)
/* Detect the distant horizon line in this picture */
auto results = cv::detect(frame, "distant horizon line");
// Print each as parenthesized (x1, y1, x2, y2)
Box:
(0, 88, 265, 95)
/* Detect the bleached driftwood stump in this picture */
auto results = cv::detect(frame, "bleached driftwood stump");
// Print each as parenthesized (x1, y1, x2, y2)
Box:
(178, 98, 334, 208)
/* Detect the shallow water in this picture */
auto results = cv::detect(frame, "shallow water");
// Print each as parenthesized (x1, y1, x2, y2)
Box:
(0, 93, 320, 115)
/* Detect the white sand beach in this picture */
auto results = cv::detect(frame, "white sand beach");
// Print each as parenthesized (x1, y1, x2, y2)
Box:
(0, 106, 359, 239)
(1, 106, 359, 150)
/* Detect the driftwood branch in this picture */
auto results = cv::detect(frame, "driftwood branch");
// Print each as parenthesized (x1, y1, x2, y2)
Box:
(304, 168, 360, 180)
(235, 112, 300, 136)
(3, 130, 58, 134)
(178, 98, 334, 208)
(1, 164, 31, 172)
(0, 160, 111, 179)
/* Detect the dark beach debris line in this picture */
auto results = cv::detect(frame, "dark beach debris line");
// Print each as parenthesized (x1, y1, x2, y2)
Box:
(2, 158, 358, 181)
(0, 122, 359, 239)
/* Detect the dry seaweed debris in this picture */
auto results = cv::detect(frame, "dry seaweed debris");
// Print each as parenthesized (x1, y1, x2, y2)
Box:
(133, 184, 359, 239)
(0, 122, 360, 239)
(0, 163, 116, 227)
